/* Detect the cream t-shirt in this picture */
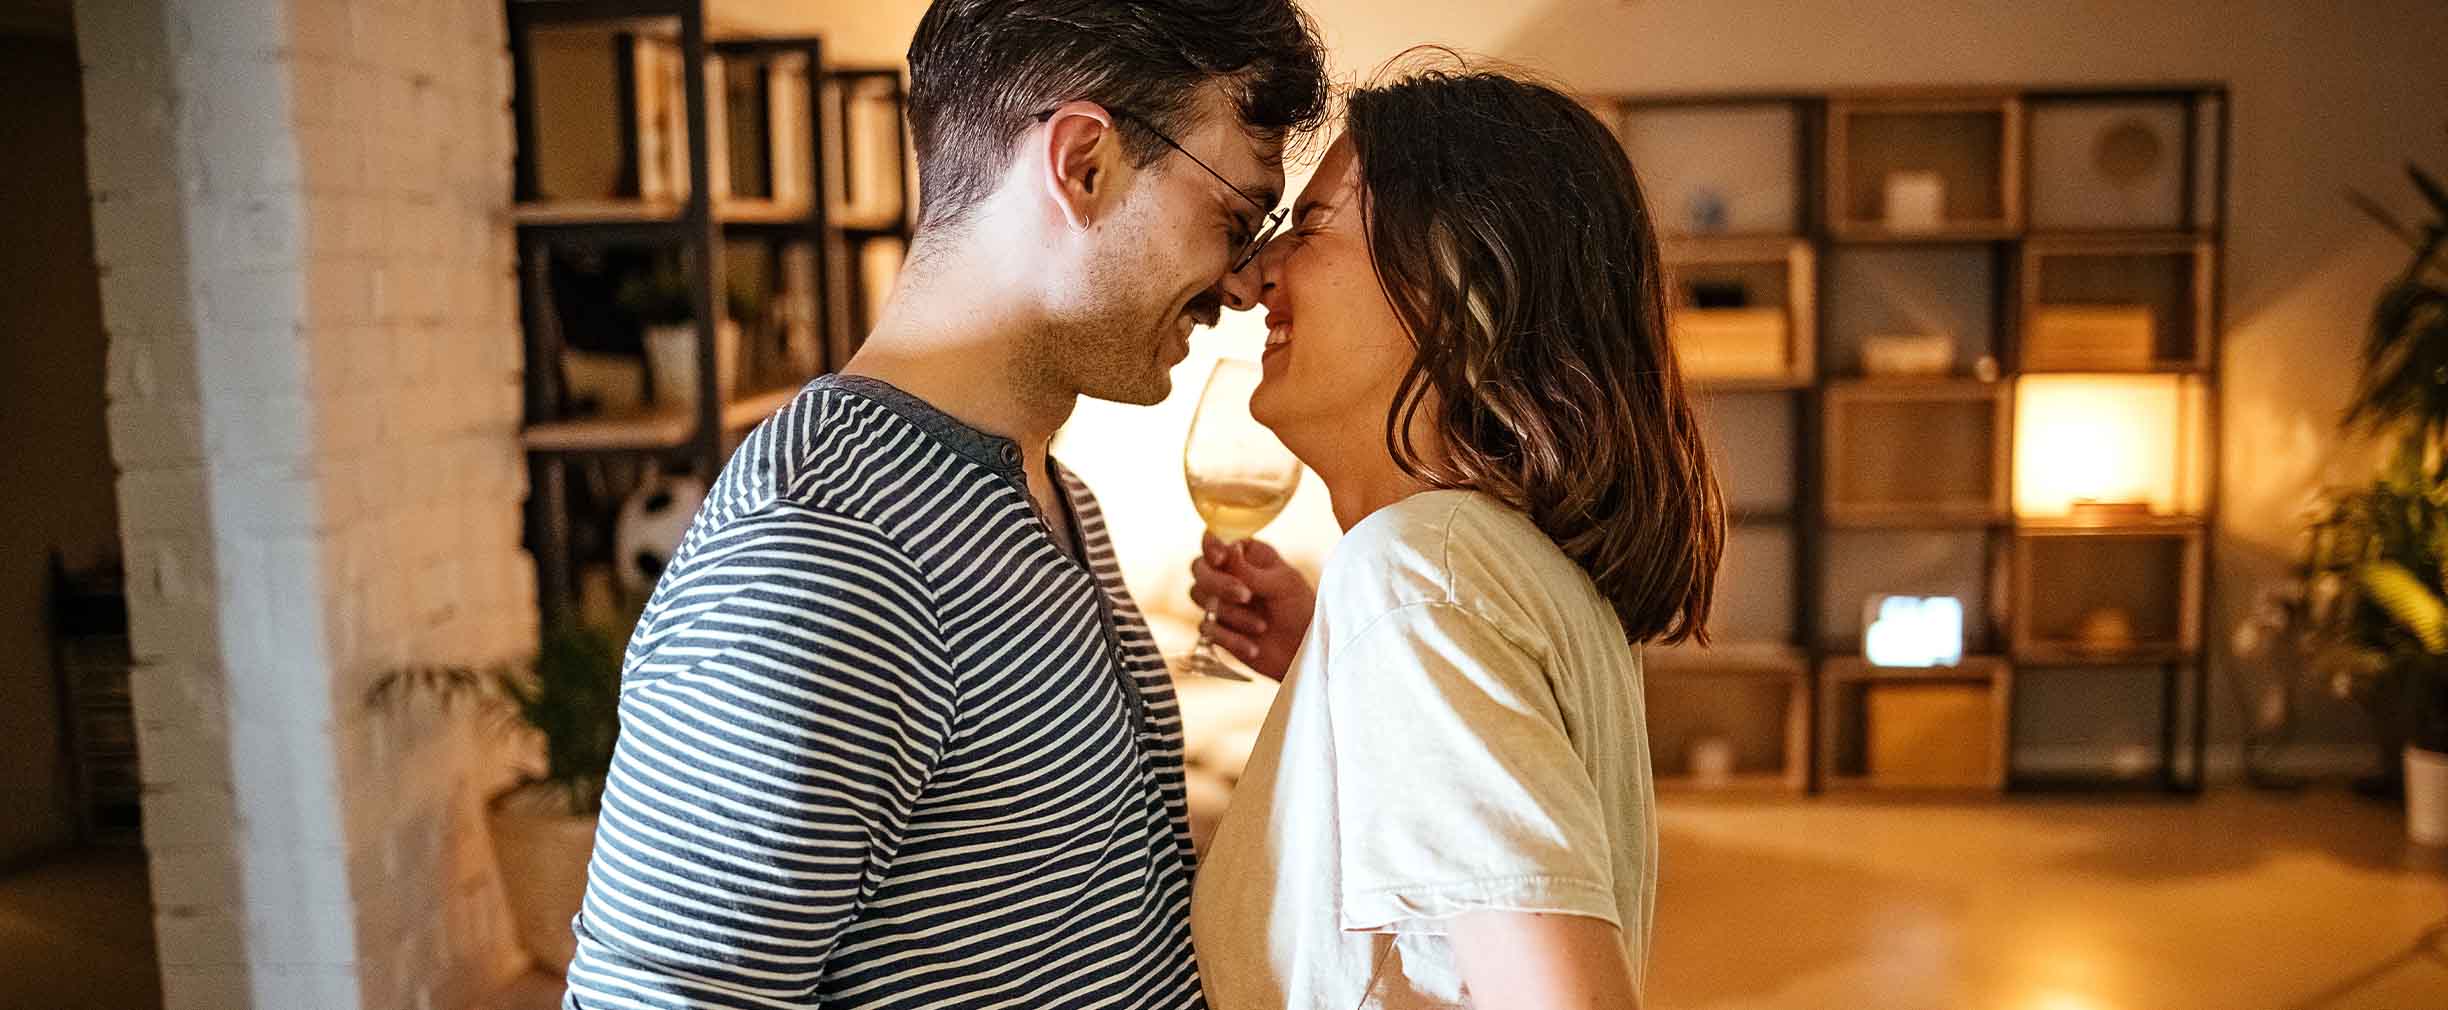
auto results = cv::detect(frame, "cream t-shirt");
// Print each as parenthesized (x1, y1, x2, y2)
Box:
(1192, 490, 1656, 1010)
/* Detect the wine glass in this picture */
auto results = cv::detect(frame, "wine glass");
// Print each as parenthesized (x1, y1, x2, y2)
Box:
(1181, 359, 1303, 681)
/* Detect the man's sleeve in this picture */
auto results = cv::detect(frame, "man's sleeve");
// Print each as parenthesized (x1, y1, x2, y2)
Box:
(563, 506, 957, 1008)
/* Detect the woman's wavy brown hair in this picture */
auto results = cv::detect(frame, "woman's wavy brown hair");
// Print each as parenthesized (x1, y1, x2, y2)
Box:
(1346, 58, 1725, 645)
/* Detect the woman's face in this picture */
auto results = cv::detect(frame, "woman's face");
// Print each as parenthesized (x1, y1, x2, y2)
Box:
(1246, 135, 1418, 468)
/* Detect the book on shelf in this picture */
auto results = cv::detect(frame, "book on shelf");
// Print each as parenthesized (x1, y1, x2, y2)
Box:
(632, 35, 689, 203)
(768, 53, 812, 209)
(833, 74, 907, 229)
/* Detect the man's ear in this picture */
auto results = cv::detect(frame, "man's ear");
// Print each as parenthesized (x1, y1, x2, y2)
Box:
(1038, 102, 1121, 232)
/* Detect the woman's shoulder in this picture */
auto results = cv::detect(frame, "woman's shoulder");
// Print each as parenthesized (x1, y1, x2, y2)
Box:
(1324, 489, 1580, 617)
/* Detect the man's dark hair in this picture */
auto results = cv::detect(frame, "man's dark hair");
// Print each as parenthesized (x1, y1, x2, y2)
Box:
(905, 0, 1329, 232)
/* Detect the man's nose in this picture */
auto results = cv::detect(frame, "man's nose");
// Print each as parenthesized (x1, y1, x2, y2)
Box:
(1218, 253, 1273, 311)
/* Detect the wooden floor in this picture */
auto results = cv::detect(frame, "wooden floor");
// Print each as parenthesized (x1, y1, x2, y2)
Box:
(9, 791, 2444, 1010)
(0, 846, 159, 1010)
(1645, 789, 2448, 1010)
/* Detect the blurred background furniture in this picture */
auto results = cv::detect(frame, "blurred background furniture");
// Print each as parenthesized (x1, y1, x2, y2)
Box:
(1596, 84, 2226, 795)
(507, 1, 915, 633)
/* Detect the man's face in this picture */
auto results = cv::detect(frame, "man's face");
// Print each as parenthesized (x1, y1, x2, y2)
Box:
(1039, 90, 1286, 407)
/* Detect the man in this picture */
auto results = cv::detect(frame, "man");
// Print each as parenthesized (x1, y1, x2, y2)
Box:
(562, 2, 1328, 1008)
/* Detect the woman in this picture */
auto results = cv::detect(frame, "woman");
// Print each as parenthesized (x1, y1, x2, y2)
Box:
(1188, 62, 1724, 1010)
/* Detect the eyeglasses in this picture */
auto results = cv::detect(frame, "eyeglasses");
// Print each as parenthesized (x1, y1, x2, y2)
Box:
(1032, 105, 1287, 273)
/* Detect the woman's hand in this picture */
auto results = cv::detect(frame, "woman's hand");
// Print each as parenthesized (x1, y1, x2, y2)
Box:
(1187, 534, 1315, 680)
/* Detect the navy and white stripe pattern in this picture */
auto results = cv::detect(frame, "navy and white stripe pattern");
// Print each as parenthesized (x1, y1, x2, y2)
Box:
(564, 375, 1204, 1010)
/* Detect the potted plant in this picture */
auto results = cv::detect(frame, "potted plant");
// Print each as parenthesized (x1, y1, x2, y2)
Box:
(365, 623, 625, 973)
(2243, 445, 2448, 842)
(2240, 161, 2448, 842)
(619, 255, 763, 409)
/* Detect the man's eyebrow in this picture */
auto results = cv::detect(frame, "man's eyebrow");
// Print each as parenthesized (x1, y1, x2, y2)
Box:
(1225, 177, 1282, 212)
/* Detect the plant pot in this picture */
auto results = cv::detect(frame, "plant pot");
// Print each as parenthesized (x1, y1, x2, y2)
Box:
(644, 320, 741, 409)
(2406, 745, 2448, 847)
(489, 788, 599, 976)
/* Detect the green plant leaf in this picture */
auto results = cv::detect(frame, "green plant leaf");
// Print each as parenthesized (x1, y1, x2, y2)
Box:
(2346, 280, 2448, 437)
(2357, 560, 2448, 654)
(2350, 188, 2420, 249)
(364, 622, 627, 816)
(2410, 163, 2448, 223)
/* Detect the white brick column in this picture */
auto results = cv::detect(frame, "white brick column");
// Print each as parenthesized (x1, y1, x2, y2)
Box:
(75, 1, 535, 1007)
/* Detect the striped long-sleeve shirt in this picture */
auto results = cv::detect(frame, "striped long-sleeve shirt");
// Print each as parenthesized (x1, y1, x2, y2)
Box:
(564, 375, 1205, 1010)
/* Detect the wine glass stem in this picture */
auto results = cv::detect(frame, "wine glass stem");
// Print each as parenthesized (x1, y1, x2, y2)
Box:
(1189, 601, 1247, 680)
(1197, 603, 1220, 657)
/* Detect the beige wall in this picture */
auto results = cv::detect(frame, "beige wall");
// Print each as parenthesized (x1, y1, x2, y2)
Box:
(729, 0, 2448, 764)
(0, 34, 119, 864)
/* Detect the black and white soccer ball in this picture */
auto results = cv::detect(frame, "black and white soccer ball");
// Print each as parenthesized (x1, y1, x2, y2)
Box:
(614, 473, 707, 599)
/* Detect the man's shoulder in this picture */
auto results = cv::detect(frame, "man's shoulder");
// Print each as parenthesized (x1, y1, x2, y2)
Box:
(754, 381, 996, 517)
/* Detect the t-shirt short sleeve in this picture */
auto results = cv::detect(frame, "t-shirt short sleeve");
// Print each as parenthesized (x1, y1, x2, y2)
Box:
(1326, 600, 1621, 935)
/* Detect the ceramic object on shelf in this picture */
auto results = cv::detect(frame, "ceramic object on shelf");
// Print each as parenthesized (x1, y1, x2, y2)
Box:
(2075, 606, 2138, 654)
(644, 320, 741, 408)
(1688, 736, 1737, 788)
(2406, 746, 2448, 846)
(1883, 170, 1946, 231)
(1863, 333, 1954, 377)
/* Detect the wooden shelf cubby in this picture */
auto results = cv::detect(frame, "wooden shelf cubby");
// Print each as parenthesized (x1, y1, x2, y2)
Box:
(1823, 379, 2010, 526)
(2011, 523, 2204, 666)
(1665, 238, 1817, 388)
(1828, 95, 2023, 240)
(1819, 656, 2012, 792)
(1623, 99, 1805, 238)
(2019, 236, 2216, 372)
(1647, 645, 1811, 794)
(2026, 92, 2223, 233)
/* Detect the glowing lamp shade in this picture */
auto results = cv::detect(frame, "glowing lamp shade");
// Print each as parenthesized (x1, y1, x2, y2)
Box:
(2012, 374, 2207, 519)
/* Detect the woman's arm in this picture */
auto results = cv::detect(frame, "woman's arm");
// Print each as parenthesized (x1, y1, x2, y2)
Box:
(1451, 910, 1642, 1010)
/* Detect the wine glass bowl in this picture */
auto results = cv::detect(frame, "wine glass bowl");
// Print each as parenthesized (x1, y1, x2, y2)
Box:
(1181, 360, 1302, 680)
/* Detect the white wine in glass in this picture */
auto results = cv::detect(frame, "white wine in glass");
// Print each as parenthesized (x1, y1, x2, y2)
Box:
(1182, 360, 1302, 681)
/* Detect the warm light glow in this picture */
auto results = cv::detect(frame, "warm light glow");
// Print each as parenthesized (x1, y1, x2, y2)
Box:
(2023, 991, 2113, 1010)
(2013, 374, 2207, 518)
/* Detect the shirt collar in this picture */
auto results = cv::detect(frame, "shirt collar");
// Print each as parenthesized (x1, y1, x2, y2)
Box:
(814, 373, 1030, 478)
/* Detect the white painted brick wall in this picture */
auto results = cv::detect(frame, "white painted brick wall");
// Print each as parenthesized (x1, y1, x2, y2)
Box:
(76, 0, 532, 1006)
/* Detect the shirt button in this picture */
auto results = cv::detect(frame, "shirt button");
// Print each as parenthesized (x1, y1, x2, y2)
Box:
(1000, 445, 1021, 466)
